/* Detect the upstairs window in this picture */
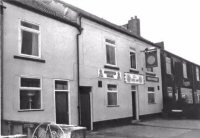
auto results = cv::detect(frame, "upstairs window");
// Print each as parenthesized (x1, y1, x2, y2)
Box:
(183, 62, 187, 78)
(107, 84, 118, 106)
(20, 77, 41, 110)
(105, 39, 116, 66)
(196, 67, 200, 81)
(20, 20, 40, 57)
(166, 57, 172, 74)
(130, 50, 137, 69)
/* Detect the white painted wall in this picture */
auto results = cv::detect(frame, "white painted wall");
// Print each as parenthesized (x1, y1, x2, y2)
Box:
(3, 3, 79, 125)
(80, 18, 163, 122)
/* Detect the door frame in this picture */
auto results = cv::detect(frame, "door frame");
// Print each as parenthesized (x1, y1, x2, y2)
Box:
(54, 79, 71, 124)
(131, 85, 139, 120)
(79, 86, 93, 130)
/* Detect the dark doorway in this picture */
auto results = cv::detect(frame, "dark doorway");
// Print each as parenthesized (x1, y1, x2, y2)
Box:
(56, 92, 69, 124)
(132, 92, 136, 119)
(80, 86, 91, 130)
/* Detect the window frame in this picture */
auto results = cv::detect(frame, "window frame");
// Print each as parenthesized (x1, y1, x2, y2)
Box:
(105, 39, 117, 66)
(166, 57, 172, 75)
(183, 62, 188, 79)
(19, 76, 42, 111)
(107, 84, 118, 107)
(196, 67, 200, 81)
(130, 49, 137, 70)
(54, 79, 70, 93)
(18, 19, 41, 58)
(147, 87, 156, 104)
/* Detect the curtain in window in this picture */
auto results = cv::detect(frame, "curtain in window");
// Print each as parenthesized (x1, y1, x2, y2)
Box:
(31, 33, 39, 56)
(106, 45, 116, 65)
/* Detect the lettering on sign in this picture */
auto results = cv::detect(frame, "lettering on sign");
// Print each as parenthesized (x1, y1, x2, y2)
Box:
(98, 69, 121, 80)
(146, 76, 159, 82)
(124, 73, 144, 84)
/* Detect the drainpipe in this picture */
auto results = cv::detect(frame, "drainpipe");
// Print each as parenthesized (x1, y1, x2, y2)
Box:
(0, 0, 5, 134)
(76, 15, 83, 126)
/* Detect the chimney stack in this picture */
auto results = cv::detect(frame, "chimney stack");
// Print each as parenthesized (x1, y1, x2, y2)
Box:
(127, 16, 140, 36)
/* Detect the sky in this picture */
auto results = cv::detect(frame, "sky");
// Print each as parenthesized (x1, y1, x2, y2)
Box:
(63, 0, 200, 65)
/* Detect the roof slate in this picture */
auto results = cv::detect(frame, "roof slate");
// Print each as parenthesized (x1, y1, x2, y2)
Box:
(3, 0, 80, 28)
(3, 0, 159, 47)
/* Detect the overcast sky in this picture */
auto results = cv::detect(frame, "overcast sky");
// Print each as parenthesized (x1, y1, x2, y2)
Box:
(63, 0, 200, 65)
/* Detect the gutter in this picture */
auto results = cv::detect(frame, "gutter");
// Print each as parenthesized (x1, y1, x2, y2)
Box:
(0, 0, 5, 134)
(79, 13, 160, 48)
(76, 15, 83, 126)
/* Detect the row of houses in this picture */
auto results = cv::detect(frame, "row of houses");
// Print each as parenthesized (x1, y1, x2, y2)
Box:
(0, 0, 200, 136)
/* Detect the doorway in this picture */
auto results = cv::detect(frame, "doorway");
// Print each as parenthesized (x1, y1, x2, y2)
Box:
(55, 92, 69, 124)
(131, 85, 137, 120)
(80, 86, 91, 130)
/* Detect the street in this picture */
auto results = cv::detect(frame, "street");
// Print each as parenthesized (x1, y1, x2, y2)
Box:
(86, 118, 200, 138)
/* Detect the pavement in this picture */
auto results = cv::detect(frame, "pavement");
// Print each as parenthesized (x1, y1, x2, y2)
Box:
(86, 118, 200, 138)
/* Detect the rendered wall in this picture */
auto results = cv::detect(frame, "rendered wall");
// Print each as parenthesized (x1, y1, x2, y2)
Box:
(79, 18, 163, 122)
(3, 3, 79, 125)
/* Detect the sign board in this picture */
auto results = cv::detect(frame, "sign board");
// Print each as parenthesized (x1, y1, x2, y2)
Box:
(124, 73, 144, 84)
(146, 76, 159, 82)
(98, 69, 121, 80)
(145, 49, 158, 68)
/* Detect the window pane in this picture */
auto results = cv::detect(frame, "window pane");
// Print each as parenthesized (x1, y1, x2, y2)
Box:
(105, 39, 115, 44)
(21, 30, 39, 56)
(20, 90, 41, 109)
(130, 52, 136, 69)
(107, 84, 117, 91)
(196, 67, 199, 81)
(21, 21, 39, 30)
(21, 78, 40, 87)
(131, 85, 136, 91)
(106, 45, 116, 65)
(148, 87, 154, 92)
(183, 63, 187, 78)
(148, 93, 155, 104)
(55, 80, 68, 90)
(166, 57, 172, 74)
(107, 92, 117, 105)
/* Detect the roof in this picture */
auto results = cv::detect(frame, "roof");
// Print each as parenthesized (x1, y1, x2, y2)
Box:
(162, 49, 200, 67)
(4, 0, 160, 48)
(58, 0, 161, 48)
(3, 0, 80, 29)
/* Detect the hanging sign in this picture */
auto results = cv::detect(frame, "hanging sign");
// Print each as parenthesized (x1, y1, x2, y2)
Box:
(145, 49, 158, 68)
(98, 69, 121, 80)
(124, 73, 144, 84)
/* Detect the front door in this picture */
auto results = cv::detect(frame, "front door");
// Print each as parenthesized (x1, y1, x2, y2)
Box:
(56, 92, 69, 124)
(132, 92, 136, 119)
(80, 87, 91, 130)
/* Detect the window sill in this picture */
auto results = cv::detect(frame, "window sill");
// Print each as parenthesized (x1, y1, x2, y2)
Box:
(18, 109, 44, 112)
(130, 69, 139, 74)
(148, 103, 156, 105)
(107, 105, 120, 107)
(14, 55, 46, 63)
(104, 65, 120, 70)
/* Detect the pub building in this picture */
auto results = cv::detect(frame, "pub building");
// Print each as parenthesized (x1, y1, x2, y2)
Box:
(1, 0, 164, 136)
